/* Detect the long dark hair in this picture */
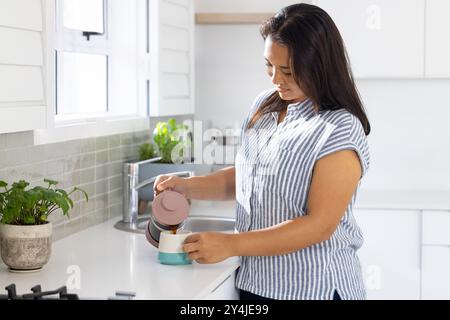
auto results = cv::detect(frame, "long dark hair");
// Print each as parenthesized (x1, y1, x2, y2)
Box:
(249, 3, 371, 135)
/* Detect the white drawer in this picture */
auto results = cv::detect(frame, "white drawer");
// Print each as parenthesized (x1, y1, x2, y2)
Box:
(422, 211, 450, 245)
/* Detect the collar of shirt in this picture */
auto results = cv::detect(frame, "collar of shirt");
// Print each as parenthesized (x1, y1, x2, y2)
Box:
(270, 98, 315, 123)
(287, 98, 314, 113)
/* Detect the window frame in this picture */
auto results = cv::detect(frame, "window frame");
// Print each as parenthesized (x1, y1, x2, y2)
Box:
(55, 0, 111, 121)
(34, 0, 150, 145)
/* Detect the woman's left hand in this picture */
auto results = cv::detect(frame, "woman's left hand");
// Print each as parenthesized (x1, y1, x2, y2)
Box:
(182, 232, 235, 264)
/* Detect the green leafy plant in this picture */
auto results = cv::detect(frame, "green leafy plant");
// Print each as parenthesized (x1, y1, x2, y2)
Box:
(0, 179, 88, 226)
(153, 118, 190, 163)
(138, 118, 190, 163)
(139, 143, 155, 161)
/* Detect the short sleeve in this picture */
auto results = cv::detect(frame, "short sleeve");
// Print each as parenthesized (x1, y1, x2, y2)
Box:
(316, 113, 370, 178)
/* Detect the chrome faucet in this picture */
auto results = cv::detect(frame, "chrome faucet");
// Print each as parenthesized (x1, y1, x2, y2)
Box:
(122, 158, 193, 226)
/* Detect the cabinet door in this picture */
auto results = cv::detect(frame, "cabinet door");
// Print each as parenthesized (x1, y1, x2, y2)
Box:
(422, 210, 450, 245)
(422, 246, 450, 299)
(316, 0, 425, 78)
(146, 0, 195, 117)
(204, 272, 239, 300)
(421, 210, 450, 299)
(425, 0, 450, 77)
(0, 0, 47, 134)
(354, 209, 421, 299)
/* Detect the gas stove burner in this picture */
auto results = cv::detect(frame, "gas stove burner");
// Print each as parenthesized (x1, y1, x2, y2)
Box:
(1, 284, 79, 300)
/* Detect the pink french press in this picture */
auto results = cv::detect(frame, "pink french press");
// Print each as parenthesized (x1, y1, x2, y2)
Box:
(145, 190, 190, 247)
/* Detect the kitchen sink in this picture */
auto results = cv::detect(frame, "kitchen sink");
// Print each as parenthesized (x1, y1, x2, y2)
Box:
(114, 215, 236, 234)
(182, 216, 236, 233)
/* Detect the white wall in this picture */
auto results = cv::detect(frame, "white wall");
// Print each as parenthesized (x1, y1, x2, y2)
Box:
(194, 0, 450, 191)
(356, 79, 450, 190)
(195, 24, 271, 130)
(194, 0, 303, 131)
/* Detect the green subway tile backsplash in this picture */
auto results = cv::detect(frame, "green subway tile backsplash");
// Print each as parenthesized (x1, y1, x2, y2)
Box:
(0, 130, 151, 240)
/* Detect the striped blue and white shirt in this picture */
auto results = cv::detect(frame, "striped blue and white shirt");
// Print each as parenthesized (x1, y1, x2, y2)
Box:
(234, 89, 370, 300)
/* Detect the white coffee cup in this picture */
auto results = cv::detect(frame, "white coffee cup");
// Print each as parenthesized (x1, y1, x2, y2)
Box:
(158, 230, 192, 265)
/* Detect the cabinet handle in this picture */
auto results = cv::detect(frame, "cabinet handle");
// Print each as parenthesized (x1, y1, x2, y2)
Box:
(419, 210, 423, 271)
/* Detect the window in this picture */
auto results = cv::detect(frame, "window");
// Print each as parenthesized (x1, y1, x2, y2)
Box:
(63, 0, 105, 34)
(35, 0, 193, 144)
(59, 52, 108, 116)
(55, 0, 110, 119)
(34, 0, 149, 144)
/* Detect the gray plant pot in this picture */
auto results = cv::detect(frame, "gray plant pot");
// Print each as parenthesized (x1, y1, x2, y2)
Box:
(123, 157, 229, 220)
(0, 222, 52, 272)
(128, 157, 229, 203)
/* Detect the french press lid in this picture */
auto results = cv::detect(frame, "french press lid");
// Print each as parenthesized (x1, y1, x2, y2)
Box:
(151, 190, 190, 226)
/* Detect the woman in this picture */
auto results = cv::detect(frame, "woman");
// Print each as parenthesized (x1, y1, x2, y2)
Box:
(154, 3, 370, 300)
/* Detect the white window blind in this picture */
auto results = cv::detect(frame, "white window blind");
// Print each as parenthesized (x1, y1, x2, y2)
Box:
(144, 0, 195, 117)
(0, 0, 47, 134)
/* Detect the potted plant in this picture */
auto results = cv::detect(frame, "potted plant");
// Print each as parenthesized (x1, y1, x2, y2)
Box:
(0, 179, 88, 272)
(133, 119, 191, 214)
(128, 118, 228, 215)
(139, 118, 191, 164)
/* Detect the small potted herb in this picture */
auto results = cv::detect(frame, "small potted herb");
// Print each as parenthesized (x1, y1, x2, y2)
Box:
(139, 118, 191, 164)
(0, 179, 88, 272)
(130, 119, 228, 215)
(139, 142, 156, 163)
(131, 119, 192, 214)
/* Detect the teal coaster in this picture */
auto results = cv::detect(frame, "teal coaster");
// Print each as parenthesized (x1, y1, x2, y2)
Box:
(158, 252, 192, 265)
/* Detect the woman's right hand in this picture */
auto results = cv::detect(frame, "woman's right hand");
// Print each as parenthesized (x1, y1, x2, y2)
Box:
(153, 175, 191, 198)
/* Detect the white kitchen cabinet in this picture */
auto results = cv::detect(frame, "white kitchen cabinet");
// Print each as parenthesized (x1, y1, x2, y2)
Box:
(422, 210, 450, 245)
(422, 246, 450, 300)
(0, 0, 48, 134)
(425, 0, 450, 78)
(204, 271, 239, 300)
(421, 210, 450, 299)
(315, 0, 425, 78)
(0, 0, 43, 30)
(354, 209, 421, 299)
(146, 0, 195, 117)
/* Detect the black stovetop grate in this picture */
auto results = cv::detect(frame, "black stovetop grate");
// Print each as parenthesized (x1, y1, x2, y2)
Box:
(1, 284, 79, 300)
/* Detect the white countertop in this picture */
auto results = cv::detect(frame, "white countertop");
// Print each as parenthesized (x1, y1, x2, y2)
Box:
(188, 200, 237, 218)
(191, 190, 450, 212)
(355, 189, 450, 211)
(1, 189, 448, 299)
(0, 217, 240, 300)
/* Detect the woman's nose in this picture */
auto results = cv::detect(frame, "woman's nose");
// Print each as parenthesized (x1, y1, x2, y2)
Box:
(271, 70, 284, 85)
